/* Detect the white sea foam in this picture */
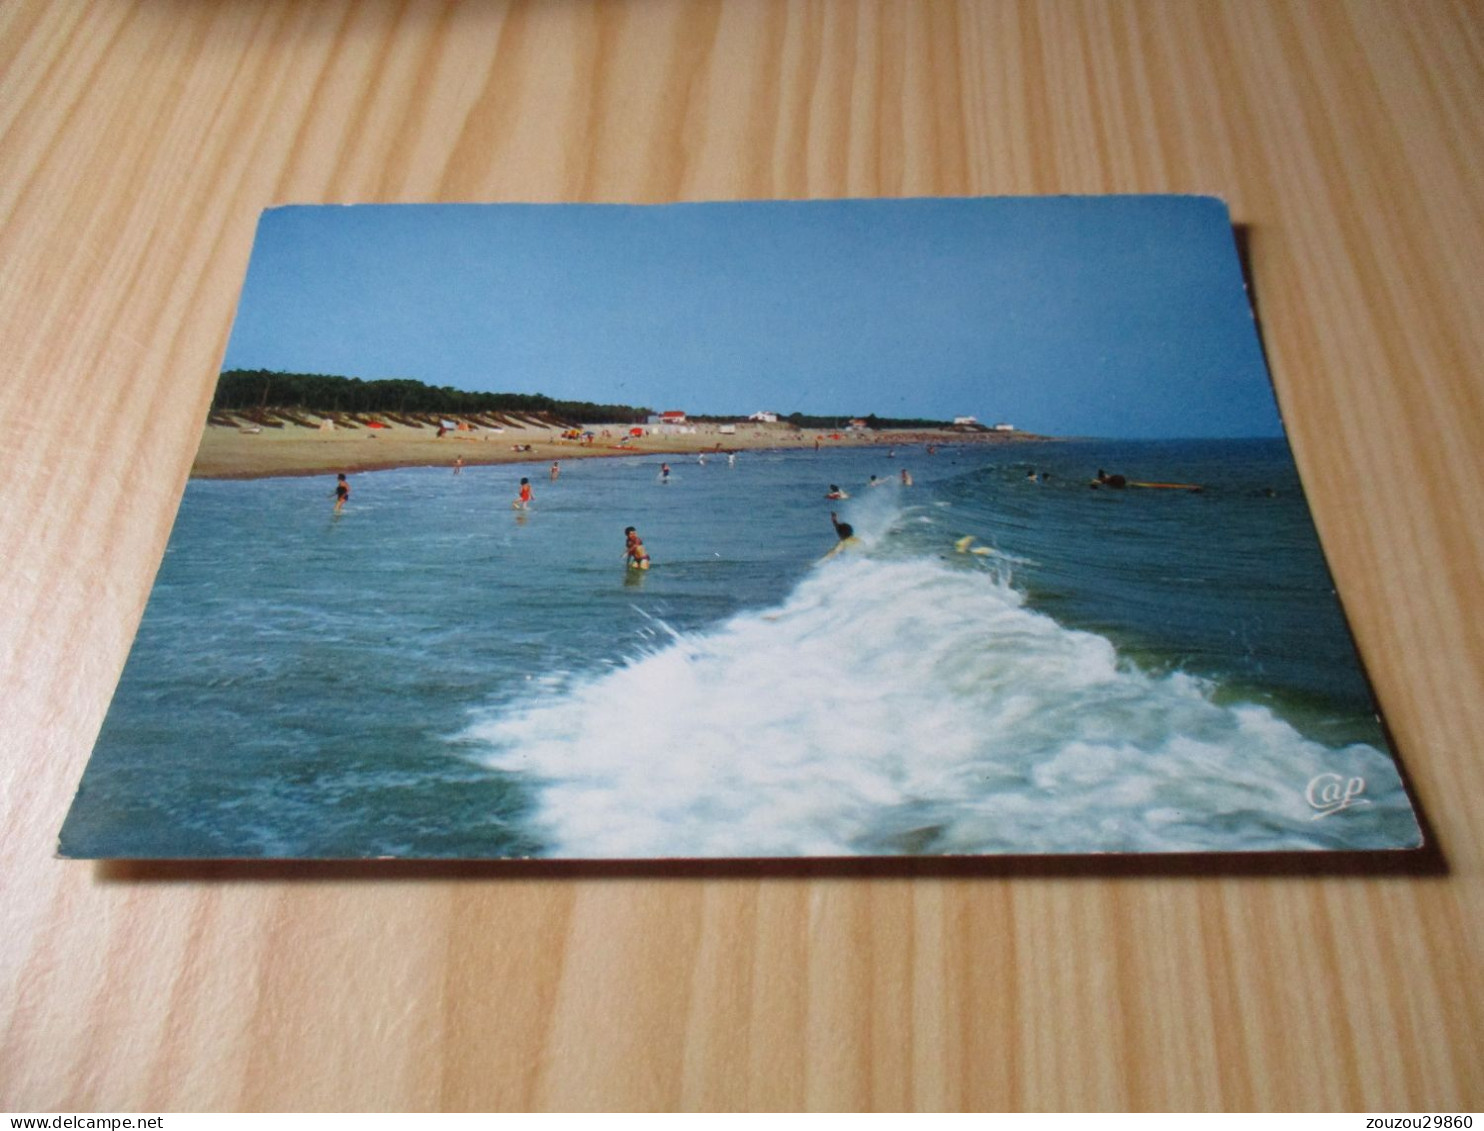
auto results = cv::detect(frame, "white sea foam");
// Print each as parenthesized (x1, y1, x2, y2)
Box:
(465, 555, 1418, 858)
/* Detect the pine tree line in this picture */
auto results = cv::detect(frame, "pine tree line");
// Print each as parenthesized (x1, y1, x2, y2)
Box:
(213, 369, 970, 431)
(213, 369, 652, 425)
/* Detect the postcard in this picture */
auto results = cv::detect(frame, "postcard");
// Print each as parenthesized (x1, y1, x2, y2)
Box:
(59, 197, 1422, 859)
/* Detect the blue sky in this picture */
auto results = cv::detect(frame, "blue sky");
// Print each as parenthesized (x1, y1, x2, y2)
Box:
(223, 197, 1282, 438)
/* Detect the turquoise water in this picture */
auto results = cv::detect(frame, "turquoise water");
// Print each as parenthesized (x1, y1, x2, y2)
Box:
(60, 440, 1420, 858)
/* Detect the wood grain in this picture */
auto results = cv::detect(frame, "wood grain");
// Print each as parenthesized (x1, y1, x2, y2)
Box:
(2, 0, 1481, 1110)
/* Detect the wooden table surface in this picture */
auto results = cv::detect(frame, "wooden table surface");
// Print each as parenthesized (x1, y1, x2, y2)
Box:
(2, 0, 1481, 1111)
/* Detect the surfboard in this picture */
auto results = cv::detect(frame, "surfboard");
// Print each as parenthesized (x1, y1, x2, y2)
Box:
(1128, 481, 1203, 491)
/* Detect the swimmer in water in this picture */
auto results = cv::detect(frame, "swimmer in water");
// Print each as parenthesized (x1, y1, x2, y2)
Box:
(825, 484, 849, 499)
(900, 468, 913, 486)
(824, 511, 860, 558)
(550, 461, 560, 481)
(515, 477, 533, 509)
(333, 473, 349, 514)
(624, 526, 651, 569)
(660, 462, 671, 483)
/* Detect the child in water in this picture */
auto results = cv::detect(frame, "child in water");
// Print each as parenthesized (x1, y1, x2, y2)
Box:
(624, 526, 651, 569)
(515, 477, 533, 509)
(333, 473, 349, 513)
(823, 511, 860, 559)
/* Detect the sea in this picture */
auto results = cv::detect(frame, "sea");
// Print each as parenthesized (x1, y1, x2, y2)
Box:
(59, 438, 1421, 858)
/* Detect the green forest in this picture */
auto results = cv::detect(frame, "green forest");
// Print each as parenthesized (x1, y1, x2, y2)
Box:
(214, 369, 651, 425)
(213, 369, 969, 431)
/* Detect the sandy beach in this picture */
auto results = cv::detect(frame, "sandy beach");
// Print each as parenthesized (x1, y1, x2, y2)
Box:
(191, 416, 1042, 479)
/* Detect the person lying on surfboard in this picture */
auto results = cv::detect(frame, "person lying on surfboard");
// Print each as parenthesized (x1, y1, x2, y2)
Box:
(1092, 468, 1203, 491)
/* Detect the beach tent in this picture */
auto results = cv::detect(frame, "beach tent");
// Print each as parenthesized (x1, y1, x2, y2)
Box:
(629, 427, 644, 437)
(441, 419, 458, 430)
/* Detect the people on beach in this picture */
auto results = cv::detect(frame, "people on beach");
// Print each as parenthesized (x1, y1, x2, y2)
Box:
(825, 484, 849, 499)
(624, 526, 651, 570)
(550, 461, 560, 481)
(514, 477, 533, 509)
(333, 473, 349, 514)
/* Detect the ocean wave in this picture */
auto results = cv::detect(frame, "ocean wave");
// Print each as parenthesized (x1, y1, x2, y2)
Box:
(463, 553, 1419, 858)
